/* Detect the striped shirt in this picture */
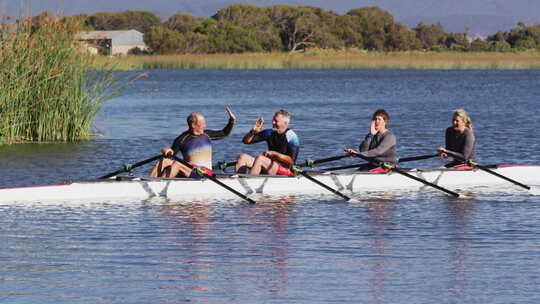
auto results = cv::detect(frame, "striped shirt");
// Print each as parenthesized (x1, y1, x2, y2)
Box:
(171, 119, 234, 168)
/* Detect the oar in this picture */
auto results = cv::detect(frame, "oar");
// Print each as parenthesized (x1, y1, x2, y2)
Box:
(292, 167, 351, 201)
(398, 153, 440, 163)
(296, 154, 349, 167)
(213, 154, 349, 171)
(351, 153, 461, 198)
(171, 155, 256, 204)
(212, 161, 236, 171)
(323, 153, 439, 171)
(444, 150, 530, 190)
(384, 164, 460, 198)
(99, 154, 162, 179)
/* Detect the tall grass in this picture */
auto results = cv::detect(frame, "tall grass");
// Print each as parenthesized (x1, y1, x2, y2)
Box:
(0, 14, 136, 144)
(100, 51, 540, 70)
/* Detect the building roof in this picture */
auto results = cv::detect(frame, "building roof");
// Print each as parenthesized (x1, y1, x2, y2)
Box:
(78, 30, 145, 46)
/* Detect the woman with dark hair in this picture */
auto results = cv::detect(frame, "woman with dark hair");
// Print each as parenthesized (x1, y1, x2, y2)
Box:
(437, 109, 476, 168)
(344, 109, 398, 172)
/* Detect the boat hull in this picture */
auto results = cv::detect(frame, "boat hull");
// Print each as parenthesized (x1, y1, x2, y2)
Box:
(1, 165, 539, 203)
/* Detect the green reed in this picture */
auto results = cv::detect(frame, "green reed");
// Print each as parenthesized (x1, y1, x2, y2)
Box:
(102, 51, 540, 70)
(0, 15, 137, 144)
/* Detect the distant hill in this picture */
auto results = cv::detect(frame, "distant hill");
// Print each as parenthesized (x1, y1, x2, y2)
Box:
(3, 0, 540, 36)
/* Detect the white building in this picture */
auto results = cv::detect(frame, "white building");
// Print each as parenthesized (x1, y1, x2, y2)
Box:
(78, 30, 147, 55)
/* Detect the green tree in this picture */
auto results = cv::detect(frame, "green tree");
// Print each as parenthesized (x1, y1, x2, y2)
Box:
(85, 11, 160, 33)
(144, 25, 185, 54)
(469, 38, 490, 52)
(336, 15, 364, 49)
(266, 5, 323, 51)
(184, 32, 209, 54)
(489, 41, 512, 52)
(414, 23, 448, 50)
(311, 9, 345, 49)
(196, 19, 263, 53)
(214, 4, 272, 30)
(385, 22, 420, 51)
(214, 4, 282, 52)
(346, 7, 396, 51)
(445, 33, 470, 51)
(507, 23, 540, 50)
(164, 13, 204, 34)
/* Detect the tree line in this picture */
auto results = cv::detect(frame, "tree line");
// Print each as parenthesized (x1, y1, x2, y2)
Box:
(62, 5, 540, 54)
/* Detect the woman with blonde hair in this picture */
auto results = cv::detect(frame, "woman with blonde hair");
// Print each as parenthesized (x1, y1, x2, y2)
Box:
(437, 109, 476, 168)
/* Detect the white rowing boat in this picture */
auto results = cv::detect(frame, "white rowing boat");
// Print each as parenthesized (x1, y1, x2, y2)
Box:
(1, 165, 539, 203)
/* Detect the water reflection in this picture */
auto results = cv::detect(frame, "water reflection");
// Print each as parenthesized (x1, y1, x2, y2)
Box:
(157, 200, 214, 299)
(151, 196, 296, 301)
(243, 196, 295, 296)
(364, 194, 396, 304)
(444, 193, 476, 301)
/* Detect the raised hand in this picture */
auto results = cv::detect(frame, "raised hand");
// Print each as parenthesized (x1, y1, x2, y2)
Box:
(252, 117, 264, 133)
(225, 106, 236, 122)
(370, 120, 377, 135)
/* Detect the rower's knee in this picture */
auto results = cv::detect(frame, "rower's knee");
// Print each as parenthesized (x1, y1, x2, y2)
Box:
(237, 153, 252, 163)
(253, 154, 270, 166)
(236, 153, 254, 173)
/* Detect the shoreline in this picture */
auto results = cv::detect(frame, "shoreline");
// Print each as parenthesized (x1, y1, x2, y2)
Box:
(97, 51, 540, 70)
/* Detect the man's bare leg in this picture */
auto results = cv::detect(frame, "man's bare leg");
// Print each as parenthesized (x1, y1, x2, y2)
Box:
(151, 158, 192, 177)
(250, 155, 279, 175)
(236, 153, 255, 173)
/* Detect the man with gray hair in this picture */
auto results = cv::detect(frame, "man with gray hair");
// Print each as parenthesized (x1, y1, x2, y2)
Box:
(150, 107, 236, 178)
(235, 109, 300, 176)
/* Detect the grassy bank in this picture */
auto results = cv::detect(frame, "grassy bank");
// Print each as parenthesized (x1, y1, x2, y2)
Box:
(98, 51, 540, 70)
(0, 15, 135, 144)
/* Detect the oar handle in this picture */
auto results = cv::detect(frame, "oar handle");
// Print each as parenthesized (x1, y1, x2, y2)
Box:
(212, 161, 237, 171)
(323, 153, 439, 171)
(171, 155, 256, 204)
(397, 154, 439, 163)
(322, 163, 368, 171)
(298, 155, 349, 167)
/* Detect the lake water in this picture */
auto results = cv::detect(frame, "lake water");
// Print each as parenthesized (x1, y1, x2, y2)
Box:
(1, 70, 540, 303)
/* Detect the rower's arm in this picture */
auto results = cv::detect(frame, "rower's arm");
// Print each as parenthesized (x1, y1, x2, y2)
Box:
(462, 131, 475, 160)
(242, 129, 257, 144)
(205, 118, 236, 140)
(359, 133, 396, 158)
(359, 133, 373, 152)
(243, 129, 268, 144)
(266, 151, 294, 166)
